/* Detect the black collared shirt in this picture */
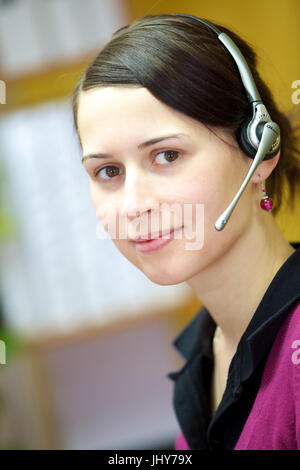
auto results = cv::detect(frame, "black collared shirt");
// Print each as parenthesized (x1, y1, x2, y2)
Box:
(167, 245, 300, 450)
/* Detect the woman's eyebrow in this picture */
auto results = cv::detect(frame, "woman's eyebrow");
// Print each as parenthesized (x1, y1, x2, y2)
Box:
(81, 133, 187, 164)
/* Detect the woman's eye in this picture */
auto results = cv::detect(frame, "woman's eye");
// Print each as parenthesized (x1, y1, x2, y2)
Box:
(94, 150, 180, 181)
(155, 150, 180, 165)
(95, 165, 123, 180)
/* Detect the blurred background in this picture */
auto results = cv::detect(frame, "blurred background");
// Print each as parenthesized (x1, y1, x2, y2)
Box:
(0, 0, 299, 450)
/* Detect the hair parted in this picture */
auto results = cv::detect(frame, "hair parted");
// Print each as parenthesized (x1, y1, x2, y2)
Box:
(72, 13, 300, 215)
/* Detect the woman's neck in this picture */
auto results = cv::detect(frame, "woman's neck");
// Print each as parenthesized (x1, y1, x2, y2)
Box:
(186, 211, 295, 351)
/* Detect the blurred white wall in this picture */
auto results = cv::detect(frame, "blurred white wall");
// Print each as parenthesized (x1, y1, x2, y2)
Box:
(0, 0, 127, 77)
(0, 311, 183, 449)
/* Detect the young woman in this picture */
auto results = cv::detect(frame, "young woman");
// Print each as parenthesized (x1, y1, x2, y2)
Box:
(71, 13, 300, 450)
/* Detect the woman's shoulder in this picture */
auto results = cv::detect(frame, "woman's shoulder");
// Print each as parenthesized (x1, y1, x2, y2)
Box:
(267, 299, 300, 381)
(281, 300, 300, 343)
(287, 301, 300, 369)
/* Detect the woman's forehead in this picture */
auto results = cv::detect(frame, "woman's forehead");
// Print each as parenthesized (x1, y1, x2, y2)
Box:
(77, 86, 202, 146)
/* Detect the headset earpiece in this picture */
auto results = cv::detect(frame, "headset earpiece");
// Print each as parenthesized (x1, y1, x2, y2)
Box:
(236, 117, 257, 158)
(237, 101, 281, 161)
(237, 117, 280, 160)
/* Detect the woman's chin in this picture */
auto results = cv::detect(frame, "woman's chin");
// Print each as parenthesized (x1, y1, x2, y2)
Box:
(140, 264, 188, 286)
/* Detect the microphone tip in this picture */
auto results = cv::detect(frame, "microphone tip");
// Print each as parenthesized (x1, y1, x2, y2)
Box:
(215, 217, 227, 231)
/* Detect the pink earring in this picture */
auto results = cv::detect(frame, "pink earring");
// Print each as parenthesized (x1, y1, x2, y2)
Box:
(260, 182, 273, 211)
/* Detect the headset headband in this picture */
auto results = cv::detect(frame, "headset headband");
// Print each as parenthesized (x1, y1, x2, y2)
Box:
(175, 15, 262, 105)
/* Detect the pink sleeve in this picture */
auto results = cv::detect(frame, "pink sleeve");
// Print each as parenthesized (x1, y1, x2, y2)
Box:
(295, 361, 300, 448)
(174, 431, 190, 450)
(292, 313, 300, 448)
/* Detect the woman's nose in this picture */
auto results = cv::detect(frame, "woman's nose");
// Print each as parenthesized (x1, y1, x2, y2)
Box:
(121, 195, 160, 221)
(119, 168, 160, 220)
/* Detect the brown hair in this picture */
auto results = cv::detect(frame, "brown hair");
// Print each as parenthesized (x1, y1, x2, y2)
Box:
(72, 13, 300, 215)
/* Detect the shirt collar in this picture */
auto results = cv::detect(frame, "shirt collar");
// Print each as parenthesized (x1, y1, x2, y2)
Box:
(168, 246, 300, 384)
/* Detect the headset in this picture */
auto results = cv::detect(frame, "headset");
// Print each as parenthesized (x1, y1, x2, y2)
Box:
(173, 14, 281, 231)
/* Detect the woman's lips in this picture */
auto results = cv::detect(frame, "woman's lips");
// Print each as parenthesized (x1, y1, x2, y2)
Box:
(132, 227, 183, 253)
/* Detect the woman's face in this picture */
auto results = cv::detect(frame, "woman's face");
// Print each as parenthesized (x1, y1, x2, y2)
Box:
(77, 86, 255, 285)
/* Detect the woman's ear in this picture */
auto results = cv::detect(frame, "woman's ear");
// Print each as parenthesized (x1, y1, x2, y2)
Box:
(250, 150, 281, 184)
